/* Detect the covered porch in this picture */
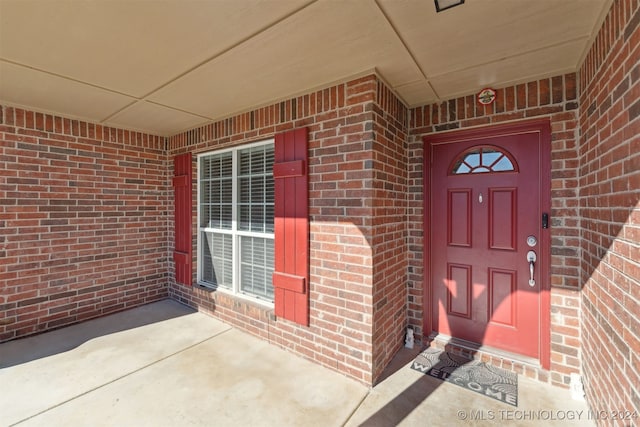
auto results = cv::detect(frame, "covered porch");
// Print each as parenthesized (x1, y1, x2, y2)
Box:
(1, 300, 592, 426)
(1, 1, 638, 425)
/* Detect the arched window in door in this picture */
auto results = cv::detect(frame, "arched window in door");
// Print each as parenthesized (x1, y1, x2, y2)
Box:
(450, 145, 518, 175)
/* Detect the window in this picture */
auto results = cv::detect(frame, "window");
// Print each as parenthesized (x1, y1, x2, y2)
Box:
(451, 146, 517, 175)
(198, 141, 275, 303)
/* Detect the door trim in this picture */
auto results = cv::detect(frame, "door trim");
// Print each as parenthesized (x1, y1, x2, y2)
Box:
(422, 119, 551, 369)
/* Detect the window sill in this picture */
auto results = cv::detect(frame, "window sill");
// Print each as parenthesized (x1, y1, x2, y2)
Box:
(195, 282, 275, 312)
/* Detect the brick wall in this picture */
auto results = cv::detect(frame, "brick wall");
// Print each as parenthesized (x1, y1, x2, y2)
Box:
(0, 106, 169, 342)
(168, 75, 402, 385)
(409, 74, 582, 387)
(2, 4, 634, 405)
(578, 0, 640, 423)
(371, 81, 409, 381)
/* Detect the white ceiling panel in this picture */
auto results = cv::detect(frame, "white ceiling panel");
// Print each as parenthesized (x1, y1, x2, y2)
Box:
(429, 39, 585, 99)
(0, 0, 310, 97)
(149, 0, 421, 118)
(0, 0, 611, 136)
(379, 0, 605, 77)
(0, 61, 136, 121)
(105, 101, 209, 136)
(394, 80, 438, 107)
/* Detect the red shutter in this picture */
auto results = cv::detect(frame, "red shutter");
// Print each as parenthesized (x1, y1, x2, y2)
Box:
(273, 128, 309, 326)
(173, 152, 192, 286)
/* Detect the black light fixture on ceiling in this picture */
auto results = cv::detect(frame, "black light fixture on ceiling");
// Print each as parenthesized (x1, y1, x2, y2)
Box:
(434, 0, 465, 13)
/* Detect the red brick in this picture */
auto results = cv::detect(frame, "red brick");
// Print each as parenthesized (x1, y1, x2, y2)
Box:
(1, 107, 168, 343)
(575, 0, 640, 418)
(2, 2, 637, 404)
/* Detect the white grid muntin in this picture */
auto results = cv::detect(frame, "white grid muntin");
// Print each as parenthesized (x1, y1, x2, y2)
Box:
(196, 138, 275, 306)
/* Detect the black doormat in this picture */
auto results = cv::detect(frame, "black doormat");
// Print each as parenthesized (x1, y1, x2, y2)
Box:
(410, 348, 518, 407)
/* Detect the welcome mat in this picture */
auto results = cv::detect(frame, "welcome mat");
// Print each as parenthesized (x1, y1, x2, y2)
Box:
(410, 348, 518, 407)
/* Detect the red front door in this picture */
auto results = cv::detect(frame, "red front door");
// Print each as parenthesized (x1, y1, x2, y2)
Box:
(427, 121, 550, 363)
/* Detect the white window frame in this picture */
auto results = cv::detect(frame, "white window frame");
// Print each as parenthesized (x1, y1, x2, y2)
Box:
(197, 139, 275, 306)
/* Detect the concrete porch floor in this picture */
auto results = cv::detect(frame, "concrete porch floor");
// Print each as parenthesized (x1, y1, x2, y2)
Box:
(0, 300, 593, 426)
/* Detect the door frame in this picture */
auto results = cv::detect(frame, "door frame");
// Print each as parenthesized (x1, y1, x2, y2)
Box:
(422, 119, 551, 369)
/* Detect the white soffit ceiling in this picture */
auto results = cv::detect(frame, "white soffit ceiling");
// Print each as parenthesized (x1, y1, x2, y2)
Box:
(0, 0, 609, 136)
(0, 61, 136, 120)
(148, 0, 423, 118)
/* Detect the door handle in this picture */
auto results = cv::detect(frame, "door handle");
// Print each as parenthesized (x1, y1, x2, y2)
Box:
(527, 250, 537, 287)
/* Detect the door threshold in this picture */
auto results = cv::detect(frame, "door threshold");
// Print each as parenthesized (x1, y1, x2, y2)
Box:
(427, 333, 541, 368)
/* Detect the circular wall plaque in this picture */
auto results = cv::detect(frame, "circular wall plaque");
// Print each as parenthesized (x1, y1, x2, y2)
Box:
(477, 88, 497, 105)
